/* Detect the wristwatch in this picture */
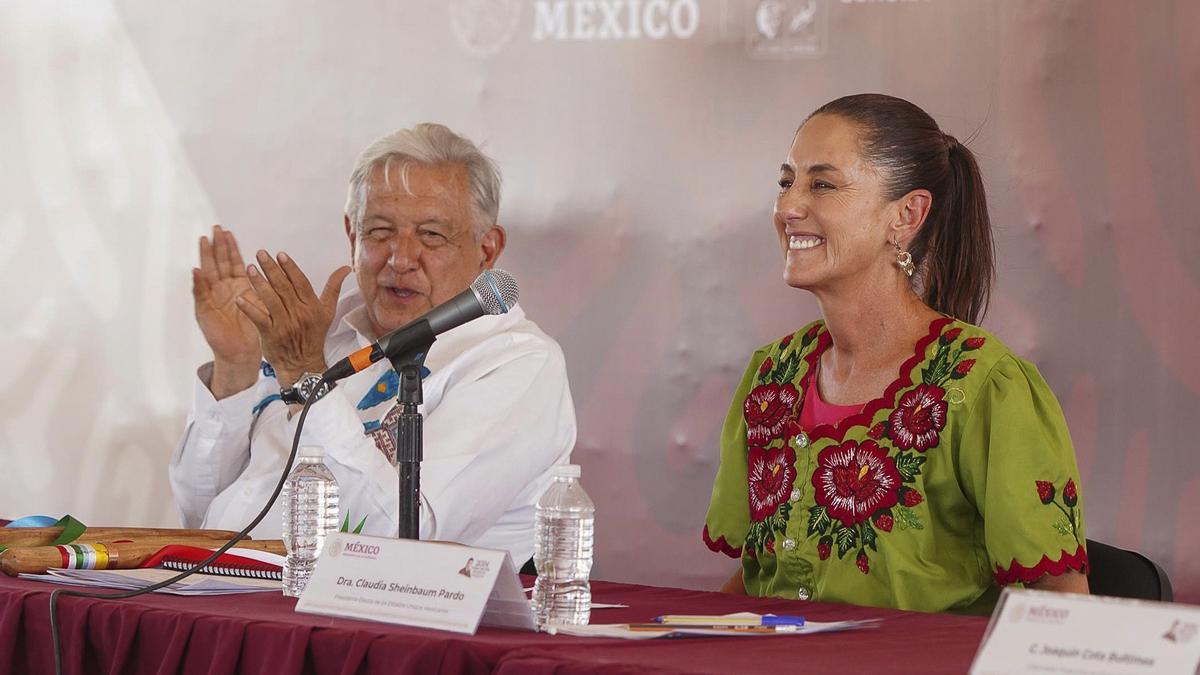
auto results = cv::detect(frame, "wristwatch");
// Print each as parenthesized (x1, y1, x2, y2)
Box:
(280, 372, 335, 405)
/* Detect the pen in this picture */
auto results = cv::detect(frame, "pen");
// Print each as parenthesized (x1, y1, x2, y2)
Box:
(652, 615, 805, 627)
(629, 623, 801, 633)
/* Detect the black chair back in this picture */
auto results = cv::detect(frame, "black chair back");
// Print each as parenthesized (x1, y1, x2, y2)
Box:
(520, 557, 537, 577)
(1085, 539, 1173, 602)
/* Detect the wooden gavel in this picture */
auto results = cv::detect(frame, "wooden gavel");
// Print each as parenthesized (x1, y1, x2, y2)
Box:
(0, 526, 242, 549)
(0, 531, 286, 576)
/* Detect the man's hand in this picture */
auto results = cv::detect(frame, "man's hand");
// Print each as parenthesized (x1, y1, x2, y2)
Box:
(193, 225, 262, 399)
(237, 250, 352, 390)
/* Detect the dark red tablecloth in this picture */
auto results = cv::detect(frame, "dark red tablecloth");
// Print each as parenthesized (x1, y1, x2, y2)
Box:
(0, 574, 987, 674)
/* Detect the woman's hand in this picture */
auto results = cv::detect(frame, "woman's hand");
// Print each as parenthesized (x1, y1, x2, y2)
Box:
(720, 569, 746, 594)
(1027, 569, 1090, 594)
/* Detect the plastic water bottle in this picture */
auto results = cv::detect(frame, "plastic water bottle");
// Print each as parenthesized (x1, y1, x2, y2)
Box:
(532, 464, 595, 626)
(282, 445, 340, 597)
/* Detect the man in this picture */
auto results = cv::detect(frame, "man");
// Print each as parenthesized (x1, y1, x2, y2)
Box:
(170, 123, 577, 565)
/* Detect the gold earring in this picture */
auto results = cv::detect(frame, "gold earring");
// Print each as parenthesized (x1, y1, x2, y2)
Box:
(894, 240, 915, 277)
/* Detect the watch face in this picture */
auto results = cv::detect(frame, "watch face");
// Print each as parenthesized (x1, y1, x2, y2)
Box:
(297, 374, 328, 402)
(298, 375, 319, 399)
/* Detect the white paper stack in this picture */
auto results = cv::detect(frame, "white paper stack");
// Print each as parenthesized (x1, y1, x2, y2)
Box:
(20, 567, 280, 595)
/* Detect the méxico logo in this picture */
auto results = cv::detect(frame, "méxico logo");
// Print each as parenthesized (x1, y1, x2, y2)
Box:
(449, 0, 700, 55)
(532, 0, 700, 40)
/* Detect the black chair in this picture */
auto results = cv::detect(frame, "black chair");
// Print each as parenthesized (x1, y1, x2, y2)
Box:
(1085, 539, 1173, 601)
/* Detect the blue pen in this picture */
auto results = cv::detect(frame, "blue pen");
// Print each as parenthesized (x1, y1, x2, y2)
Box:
(760, 615, 806, 627)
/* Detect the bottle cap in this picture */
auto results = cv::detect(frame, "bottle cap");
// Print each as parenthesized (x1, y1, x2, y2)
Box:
(555, 464, 581, 478)
(299, 445, 325, 459)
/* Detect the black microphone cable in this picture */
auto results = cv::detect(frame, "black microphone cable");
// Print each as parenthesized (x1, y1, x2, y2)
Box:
(48, 375, 330, 675)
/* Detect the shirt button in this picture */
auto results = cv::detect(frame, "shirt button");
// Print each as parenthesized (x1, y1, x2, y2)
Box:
(243, 488, 253, 497)
(789, 488, 801, 503)
(797, 586, 811, 601)
(782, 538, 796, 551)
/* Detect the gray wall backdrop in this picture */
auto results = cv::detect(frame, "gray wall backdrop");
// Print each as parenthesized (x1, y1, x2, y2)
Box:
(2, 0, 1198, 601)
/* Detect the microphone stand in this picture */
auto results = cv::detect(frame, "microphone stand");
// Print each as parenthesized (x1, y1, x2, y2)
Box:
(384, 322, 436, 540)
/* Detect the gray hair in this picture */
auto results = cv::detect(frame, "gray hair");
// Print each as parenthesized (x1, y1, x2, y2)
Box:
(344, 123, 502, 237)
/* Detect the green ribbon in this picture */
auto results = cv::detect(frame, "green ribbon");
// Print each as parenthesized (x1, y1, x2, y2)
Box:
(49, 515, 88, 545)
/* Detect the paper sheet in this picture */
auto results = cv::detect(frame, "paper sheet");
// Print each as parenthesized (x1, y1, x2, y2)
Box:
(20, 567, 280, 595)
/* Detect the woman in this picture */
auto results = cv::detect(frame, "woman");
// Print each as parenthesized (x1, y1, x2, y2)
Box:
(703, 94, 1088, 614)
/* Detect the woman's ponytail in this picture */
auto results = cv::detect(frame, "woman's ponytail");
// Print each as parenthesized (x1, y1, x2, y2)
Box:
(921, 136, 994, 325)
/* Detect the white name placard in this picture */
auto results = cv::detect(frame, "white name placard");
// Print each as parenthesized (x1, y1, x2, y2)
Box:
(971, 588, 1200, 674)
(294, 533, 535, 635)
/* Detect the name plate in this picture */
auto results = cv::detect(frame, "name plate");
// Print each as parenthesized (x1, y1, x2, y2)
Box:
(971, 588, 1200, 674)
(295, 533, 535, 635)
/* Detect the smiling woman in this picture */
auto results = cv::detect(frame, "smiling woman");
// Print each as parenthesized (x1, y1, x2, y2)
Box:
(703, 94, 1090, 614)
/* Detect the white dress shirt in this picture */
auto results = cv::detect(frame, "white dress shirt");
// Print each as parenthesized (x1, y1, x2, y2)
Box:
(169, 287, 576, 564)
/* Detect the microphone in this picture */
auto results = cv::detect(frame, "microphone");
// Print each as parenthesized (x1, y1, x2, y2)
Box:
(323, 269, 519, 382)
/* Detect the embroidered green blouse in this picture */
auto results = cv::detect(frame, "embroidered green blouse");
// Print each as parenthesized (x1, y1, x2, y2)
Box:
(703, 318, 1088, 614)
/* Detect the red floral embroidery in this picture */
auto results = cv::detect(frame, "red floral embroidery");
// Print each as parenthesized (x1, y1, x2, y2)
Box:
(873, 512, 894, 532)
(1036, 480, 1055, 504)
(744, 383, 800, 445)
(889, 384, 948, 451)
(747, 445, 798, 522)
(1035, 479, 1082, 546)
(994, 545, 1089, 586)
(785, 418, 805, 442)
(702, 526, 741, 558)
(811, 440, 902, 527)
(727, 318, 991, 574)
(1063, 479, 1078, 507)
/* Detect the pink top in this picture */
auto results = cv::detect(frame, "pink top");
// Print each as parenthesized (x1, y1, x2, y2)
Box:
(799, 382, 864, 430)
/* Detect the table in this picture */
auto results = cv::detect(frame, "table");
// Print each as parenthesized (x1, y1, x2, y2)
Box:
(0, 574, 989, 674)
